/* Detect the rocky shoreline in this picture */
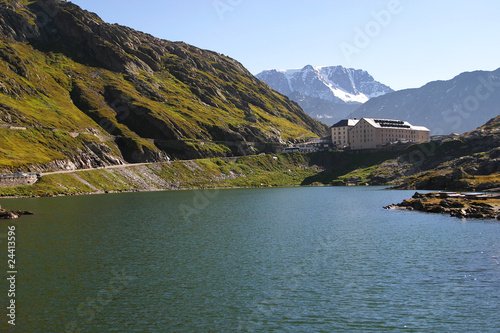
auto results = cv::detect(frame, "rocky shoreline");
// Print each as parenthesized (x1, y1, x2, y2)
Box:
(384, 192, 500, 220)
(0, 209, 34, 219)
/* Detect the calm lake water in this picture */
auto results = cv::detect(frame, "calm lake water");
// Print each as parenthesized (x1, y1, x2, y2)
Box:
(1, 186, 500, 332)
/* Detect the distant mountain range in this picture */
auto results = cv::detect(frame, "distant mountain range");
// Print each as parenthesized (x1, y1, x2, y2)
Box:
(351, 68, 500, 135)
(256, 65, 393, 124)
(257, 64, 500, 135)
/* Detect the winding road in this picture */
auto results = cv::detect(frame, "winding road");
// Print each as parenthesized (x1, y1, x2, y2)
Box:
(40, 162, 157, 176)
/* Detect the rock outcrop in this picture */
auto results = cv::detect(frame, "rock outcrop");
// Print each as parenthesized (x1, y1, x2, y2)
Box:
(384, 192, 500, 220)
(0, 208, 34, 219)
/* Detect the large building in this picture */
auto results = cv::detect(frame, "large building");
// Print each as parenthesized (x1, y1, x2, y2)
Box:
(331, 118, 430, 150)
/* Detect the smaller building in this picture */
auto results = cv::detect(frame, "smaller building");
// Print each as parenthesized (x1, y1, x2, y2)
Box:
(0, 172, 40, 187)
(284, 135, 335, 154)
(331, 119, 359, 148)
(283, 147, 300, 154)
(431, 133, 460, 142)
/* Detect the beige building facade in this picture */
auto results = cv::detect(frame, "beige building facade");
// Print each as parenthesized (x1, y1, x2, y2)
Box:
(330, 119, 359, 148)
(331, 118, 430, 150)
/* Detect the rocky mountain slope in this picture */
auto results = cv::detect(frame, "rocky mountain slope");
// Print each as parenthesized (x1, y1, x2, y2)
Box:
(0, 0, 328, 172)
(391, 114, 500, 191)
(256, 65, 393, 124)
(351, 68, 500, 135)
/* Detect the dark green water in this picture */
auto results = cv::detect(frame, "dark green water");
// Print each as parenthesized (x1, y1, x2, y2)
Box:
(1, 187, 499, 332)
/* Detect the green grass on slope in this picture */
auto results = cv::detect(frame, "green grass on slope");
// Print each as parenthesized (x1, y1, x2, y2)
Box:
(0, 129, 79, 168)
(0, 42, 102, 130)
(0, 154, 321, 197)
(0, 36, 322, 169)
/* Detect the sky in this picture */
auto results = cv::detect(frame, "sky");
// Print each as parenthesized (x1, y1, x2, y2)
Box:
(71, 0, 500, 91)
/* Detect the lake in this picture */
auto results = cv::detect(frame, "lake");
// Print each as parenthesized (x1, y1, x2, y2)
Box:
(1, 186, 499, 332)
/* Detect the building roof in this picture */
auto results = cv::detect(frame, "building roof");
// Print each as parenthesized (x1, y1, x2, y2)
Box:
(410, 126, 431, 132)
(360, 118, 430, 131)
(331, 119, 359, 128)
(331, 117, 430, 131)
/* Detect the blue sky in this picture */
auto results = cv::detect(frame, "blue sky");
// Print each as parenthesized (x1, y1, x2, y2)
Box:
(72, 0, 500, 91)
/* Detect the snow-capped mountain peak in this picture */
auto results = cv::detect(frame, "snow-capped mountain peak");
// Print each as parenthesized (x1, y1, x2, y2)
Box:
(255, 65, 393, 124)
(257, 65, 392, 104)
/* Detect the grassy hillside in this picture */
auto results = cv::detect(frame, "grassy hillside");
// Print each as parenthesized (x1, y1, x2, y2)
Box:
(0, 153, 323, 197)
(0, 0, 328, 171)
